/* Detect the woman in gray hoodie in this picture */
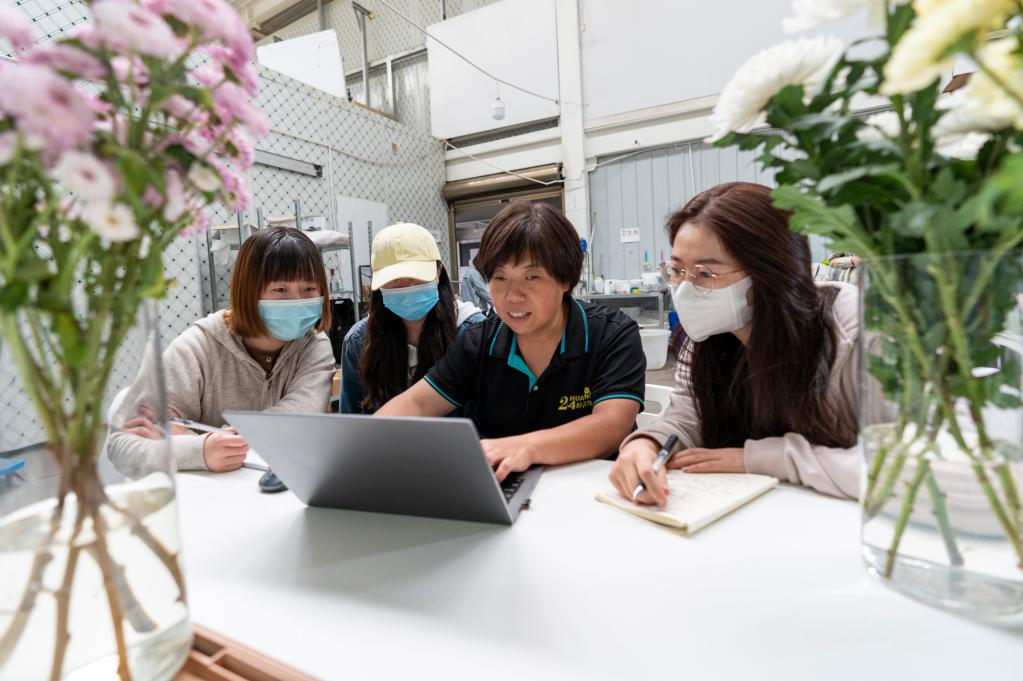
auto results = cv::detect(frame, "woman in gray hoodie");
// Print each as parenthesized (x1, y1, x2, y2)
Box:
(108, 227, 336, 474)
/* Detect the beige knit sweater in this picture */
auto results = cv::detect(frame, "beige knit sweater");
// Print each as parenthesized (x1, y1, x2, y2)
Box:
(107, 310, 335, 473)
(621, 281, 861, 499)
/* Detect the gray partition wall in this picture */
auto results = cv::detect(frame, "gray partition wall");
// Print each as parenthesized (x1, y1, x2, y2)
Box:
(587, 142, 801, 283)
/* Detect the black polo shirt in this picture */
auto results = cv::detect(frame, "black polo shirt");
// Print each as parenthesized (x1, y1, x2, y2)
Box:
(424, 298, 646, 438)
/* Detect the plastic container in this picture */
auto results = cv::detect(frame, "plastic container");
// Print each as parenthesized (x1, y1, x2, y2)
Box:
(641, 272, 661, 290)
(639, 328, 671, 370)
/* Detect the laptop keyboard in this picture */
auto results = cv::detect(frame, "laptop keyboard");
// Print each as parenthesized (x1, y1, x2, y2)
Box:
(501, 470, 528, 501)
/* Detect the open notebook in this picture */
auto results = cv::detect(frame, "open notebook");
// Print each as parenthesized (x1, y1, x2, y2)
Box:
(596, 472, 779, 535)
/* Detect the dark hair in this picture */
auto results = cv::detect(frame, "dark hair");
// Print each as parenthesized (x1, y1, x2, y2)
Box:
(669, 182, 855, 449)
(226, 226, 330, 337)
(474, 201, 582, 286)
(358, 263, 458, 411)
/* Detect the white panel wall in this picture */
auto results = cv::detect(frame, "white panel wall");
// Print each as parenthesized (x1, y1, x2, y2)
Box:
(257, 30, 347, 98)
(427, 0, 560, 139)
(579, 0, 874, 122)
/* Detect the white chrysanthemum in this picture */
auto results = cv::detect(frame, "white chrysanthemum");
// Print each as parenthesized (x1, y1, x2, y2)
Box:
(856, 110, 903, 142)
(708, 35, 845, 143)
(783, 0, 910, 33)
(82, 202, 139, 242)
(881, 0, 1013, 95)
(935, 131, 990, 159)
(52, 151, 116, 203)
(188, 164, 221, 193)
(931, 39, 1023, 142)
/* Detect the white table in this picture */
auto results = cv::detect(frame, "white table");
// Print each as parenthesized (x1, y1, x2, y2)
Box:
(177, 461, 1023, 681)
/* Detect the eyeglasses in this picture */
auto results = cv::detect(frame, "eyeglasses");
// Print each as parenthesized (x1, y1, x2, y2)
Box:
(658, 263, 744, 291)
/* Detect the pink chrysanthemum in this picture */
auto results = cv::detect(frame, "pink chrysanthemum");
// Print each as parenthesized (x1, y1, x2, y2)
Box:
(226, 129, 255, 170)
(67, 23, 102, 50)
(213, 81, 269, 137)
(163, 94, 196, 121)
(142, 185, 163, 208)
(206, 45, 259, 96)
(93, 0, 181, 59)
(24, 44, 106, 80)
(179, 205, 210, 238)
(0, 62, 95, 154)
(0, 5, 35, 51)
(52, 151, 118, 203)
(212, 159, 249, 213)
(164, 169, 189, 222)
(145, 0, 253, 64)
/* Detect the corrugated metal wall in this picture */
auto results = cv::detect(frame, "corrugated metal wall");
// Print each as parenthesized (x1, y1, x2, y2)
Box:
(587, 142, 825, 281)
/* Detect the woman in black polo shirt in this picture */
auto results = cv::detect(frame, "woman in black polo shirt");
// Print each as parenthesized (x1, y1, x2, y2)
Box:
(377, 201, 646, 481)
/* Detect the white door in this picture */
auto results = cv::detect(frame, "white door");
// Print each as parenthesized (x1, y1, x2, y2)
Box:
(336, 197, 389, 306)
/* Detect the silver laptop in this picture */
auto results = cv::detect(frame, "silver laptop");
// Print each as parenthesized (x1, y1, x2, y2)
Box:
(222, 412, 542, 525)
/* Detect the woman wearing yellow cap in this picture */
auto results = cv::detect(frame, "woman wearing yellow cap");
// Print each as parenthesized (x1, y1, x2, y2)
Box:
(340, 223, 485, 414)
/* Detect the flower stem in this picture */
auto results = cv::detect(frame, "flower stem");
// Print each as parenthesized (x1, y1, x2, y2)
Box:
(924, 468, 964, 567)
(973, 462, 1023, 568)
(103, 496, 187, 604)
(884, 457, 930, 578)
(90, 502, 133, 681)
(49, 505, 86, 681)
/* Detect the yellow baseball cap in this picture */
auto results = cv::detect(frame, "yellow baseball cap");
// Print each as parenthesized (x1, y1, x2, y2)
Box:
(371, 222, 441, 290)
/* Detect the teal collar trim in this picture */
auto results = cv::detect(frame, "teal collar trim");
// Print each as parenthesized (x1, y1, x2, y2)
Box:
(573, 298, 589, 353)
(507, 335, 538, 390)
(488, 320, 506, 356)
(489, 298, 587, 359)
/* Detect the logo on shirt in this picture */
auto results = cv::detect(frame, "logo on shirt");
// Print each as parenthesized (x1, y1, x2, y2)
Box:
(558, 387, 592, 411)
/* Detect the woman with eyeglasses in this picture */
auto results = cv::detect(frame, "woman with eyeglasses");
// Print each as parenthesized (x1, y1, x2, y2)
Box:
(609, 182, 860, 502)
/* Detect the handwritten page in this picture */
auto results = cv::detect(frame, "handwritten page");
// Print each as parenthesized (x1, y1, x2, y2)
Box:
(596, 472, 778, 535)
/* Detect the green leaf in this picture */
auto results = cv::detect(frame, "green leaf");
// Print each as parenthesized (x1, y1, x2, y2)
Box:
(14, 256, 52, 283)
(816, 163, 906, 193)
(771, 184, 864, 246)
(886, 4, 916, 47)
(55, 312, 86, 367)
(0, 282, 29, 311)
(766, 84, 809, 129)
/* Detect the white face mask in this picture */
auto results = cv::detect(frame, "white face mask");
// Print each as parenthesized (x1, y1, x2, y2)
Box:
(671, 276, 753, 342)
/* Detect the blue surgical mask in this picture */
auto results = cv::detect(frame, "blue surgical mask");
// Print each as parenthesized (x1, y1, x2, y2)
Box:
(258, 297, 323, 341)
(381, 280, 439, 321)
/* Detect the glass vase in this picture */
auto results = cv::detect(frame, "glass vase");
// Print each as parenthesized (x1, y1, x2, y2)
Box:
(860, 250, 1023, 622)
(0, 300, 191, 680)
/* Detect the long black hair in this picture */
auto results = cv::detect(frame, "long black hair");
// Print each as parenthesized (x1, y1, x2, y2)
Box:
(671, 182, 856, 449)
(358, 264, 458, 411)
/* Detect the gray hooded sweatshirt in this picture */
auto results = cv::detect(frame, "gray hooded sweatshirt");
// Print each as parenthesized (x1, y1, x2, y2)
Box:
(107, 310, 335, 473)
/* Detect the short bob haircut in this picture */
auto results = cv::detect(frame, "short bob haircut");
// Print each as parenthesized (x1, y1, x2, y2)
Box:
(225, 226, 330, 338)
(474, 201, 582, 287)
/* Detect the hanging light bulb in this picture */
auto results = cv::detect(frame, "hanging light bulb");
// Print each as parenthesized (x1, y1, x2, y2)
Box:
(491, 81, 505, 120)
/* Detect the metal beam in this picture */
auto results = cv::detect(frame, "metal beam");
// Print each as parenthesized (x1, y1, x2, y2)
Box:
(352, 2, 374, 109)
(258, 0, 320, 36)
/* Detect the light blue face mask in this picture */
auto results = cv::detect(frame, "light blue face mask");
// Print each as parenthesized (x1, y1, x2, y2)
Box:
(258, 297, 323, 341)
(381, 280, 439, 321)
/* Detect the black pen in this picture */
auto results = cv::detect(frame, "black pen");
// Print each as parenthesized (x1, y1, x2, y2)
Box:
(631, 434, 679, 501)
